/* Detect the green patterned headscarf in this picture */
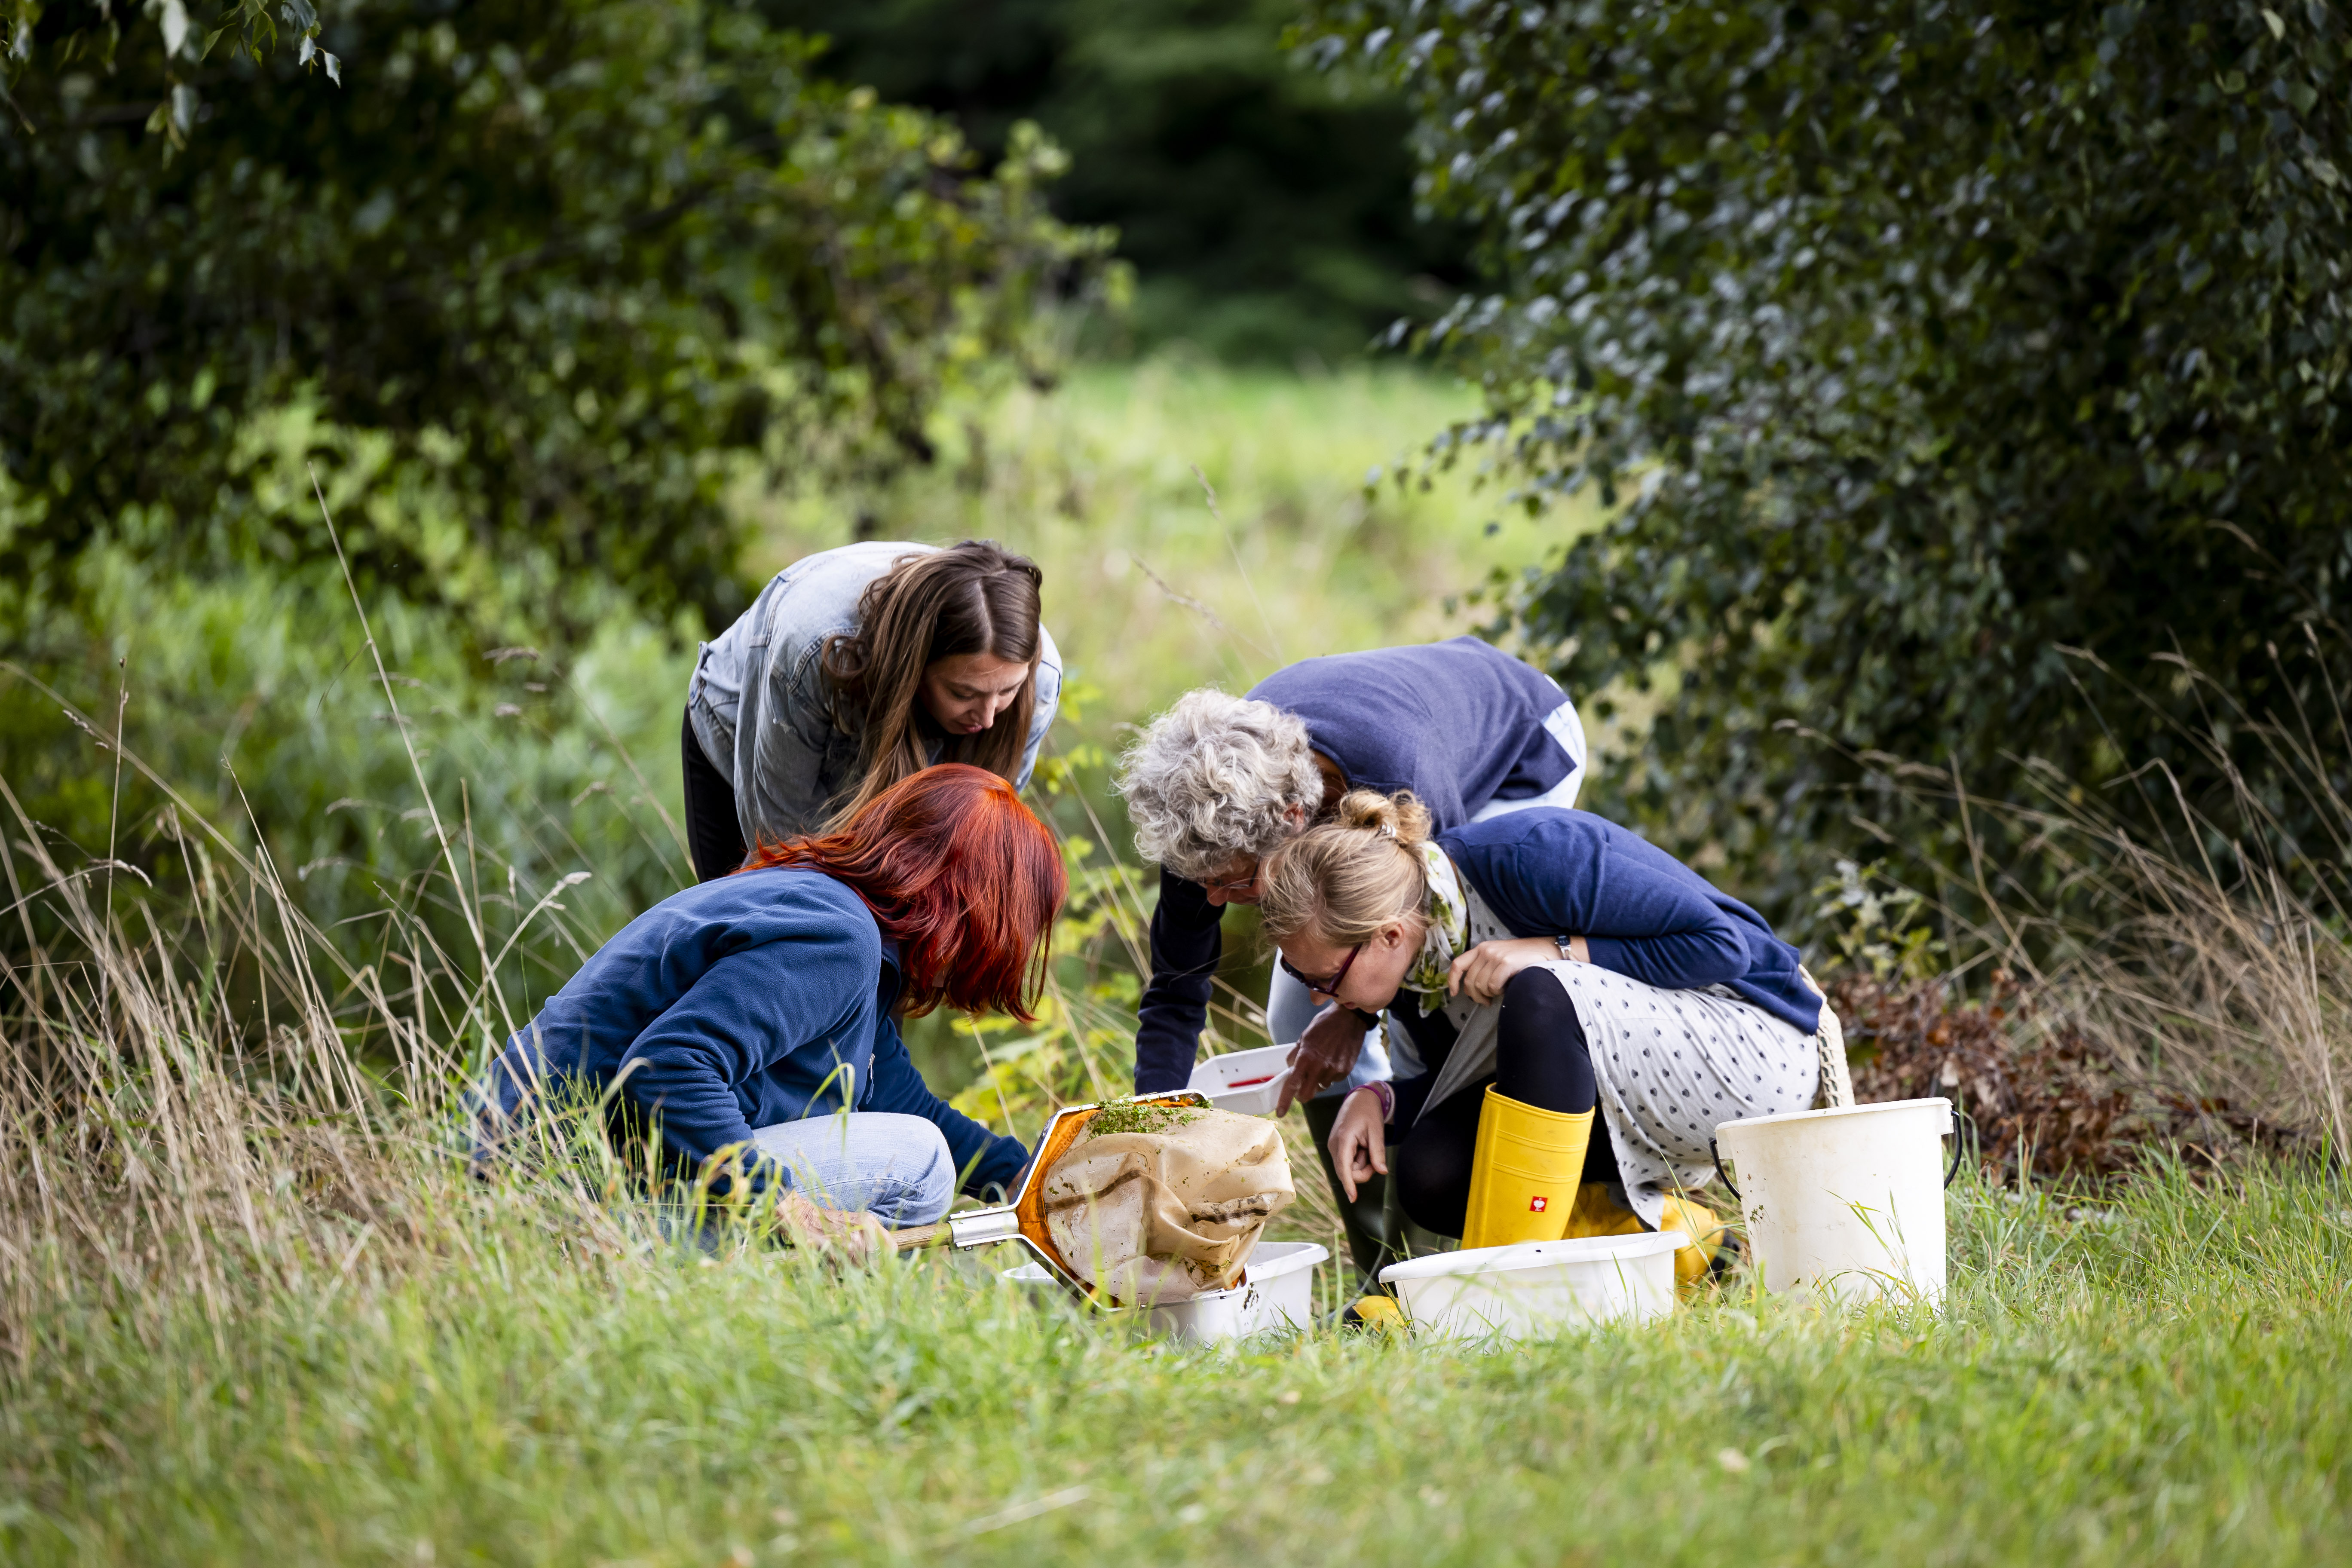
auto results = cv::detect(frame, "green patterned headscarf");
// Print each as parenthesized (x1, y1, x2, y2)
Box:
(1398, 842, 1467, 1016)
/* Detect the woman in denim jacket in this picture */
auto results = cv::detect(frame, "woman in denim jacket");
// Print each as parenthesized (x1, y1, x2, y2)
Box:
(682, 539, 1063, 881)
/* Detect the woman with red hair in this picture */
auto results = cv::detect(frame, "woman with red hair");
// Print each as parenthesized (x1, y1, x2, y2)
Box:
(483, 765, 1063, 1240)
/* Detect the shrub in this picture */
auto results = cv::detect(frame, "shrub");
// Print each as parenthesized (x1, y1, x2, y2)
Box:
(1302, 0, 2352, 912)
(2, 0, 1109, 644)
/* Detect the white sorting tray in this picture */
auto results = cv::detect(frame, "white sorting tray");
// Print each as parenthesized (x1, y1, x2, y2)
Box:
(1379, 1232, 1680, 1341)
(1003, 1240, 1329, 1343)
(1184, 1042, 1294, 1117)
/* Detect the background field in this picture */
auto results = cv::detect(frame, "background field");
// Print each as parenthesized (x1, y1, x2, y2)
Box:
(9, 0, 2351, 1558)
(12, 357, 2344, 1568)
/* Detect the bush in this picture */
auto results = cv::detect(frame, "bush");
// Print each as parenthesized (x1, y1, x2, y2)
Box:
(773, 0, 1473, 361)
(1304, 0, 2352, 913)
(2, 0, 1109, 644)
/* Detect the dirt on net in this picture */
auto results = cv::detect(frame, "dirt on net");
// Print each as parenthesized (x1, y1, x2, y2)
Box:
(1039, 1103, 1295, 1303)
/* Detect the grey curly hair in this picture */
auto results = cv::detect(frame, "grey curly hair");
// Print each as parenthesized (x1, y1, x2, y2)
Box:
(1116, 689, 1322, 882)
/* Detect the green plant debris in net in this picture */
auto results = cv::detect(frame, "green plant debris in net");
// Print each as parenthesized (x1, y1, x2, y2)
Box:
(1083, 1099, 1205, 1138)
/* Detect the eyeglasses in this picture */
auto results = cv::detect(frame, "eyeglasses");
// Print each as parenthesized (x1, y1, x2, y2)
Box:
(1204, 862, 1261, 899)
(1278, 943, 1362, 999)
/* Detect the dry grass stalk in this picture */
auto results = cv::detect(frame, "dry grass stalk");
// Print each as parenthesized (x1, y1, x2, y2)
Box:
(1830, 643, 2352, 1160)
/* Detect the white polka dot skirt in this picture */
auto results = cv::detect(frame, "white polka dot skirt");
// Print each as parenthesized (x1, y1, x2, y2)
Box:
(1543, 965, 1817, 1229)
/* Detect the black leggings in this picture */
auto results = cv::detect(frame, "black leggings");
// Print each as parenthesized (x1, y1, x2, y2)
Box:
(680, 711, 748, 883)
(1390, 968, 1620, 1238)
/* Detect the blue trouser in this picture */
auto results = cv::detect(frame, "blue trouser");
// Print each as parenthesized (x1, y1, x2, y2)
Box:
(749, 1111, 956, 1228)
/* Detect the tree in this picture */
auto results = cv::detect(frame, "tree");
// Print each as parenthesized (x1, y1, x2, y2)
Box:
(772, 0, 1472, 360)
(1, 0, 1109, 646)
(8, 0, 336, 146)
(1303, 0, 2352, 914)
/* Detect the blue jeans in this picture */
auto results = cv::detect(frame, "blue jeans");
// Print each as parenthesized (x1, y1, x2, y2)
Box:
(748, 1112, 956, 1228)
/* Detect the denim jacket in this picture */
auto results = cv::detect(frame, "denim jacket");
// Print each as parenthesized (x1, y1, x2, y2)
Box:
(687, 541, 1063, 845)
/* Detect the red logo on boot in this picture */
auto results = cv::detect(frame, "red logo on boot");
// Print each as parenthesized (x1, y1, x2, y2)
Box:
(1529, 1195, 1549, 1212)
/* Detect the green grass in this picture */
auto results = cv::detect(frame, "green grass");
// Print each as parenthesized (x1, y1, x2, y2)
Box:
(744, 354, 1594, 741)
(15, 356, 2341, 1567)
(5, 1158, 2348, 1566)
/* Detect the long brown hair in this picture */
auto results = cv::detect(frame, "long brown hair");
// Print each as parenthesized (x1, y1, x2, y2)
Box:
(739, 765, 1066, 1019)
(820, 541, 1044, 827)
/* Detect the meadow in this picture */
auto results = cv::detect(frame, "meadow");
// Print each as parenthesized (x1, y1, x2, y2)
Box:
(3, 359, 2346, 1566)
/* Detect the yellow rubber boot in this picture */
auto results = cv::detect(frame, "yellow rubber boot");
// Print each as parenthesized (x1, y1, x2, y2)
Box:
(1459, 1087, 1594, 1251)
(1657, 1194, 1730, 1292)
(1568, 1184, 1729, 1294)
(1564, 1182, 1646, 1239)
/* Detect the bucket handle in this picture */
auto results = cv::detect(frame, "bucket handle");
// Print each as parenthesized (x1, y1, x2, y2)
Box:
(1711, 1106, 1978, 1204)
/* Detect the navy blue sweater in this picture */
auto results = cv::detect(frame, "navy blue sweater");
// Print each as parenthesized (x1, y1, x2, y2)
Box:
(1132, 638, 1575, 1092)
(486, 867, 1029, 1197)
(1437, 810, 1821, 1035)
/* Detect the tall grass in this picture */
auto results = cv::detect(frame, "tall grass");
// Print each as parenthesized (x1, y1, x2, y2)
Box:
(1822, 640, 2352, 1163)
(5, 361, 2350, 1562)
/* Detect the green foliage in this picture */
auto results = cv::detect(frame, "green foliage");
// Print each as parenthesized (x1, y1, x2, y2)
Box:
(1302, 0, 2352, 913)
(12, 1152, 2352, 1564)
(4, 0, 337, 145)
(769, 0, 1472, 360)
(1813, 858, 1943, 983)
(0, 0, 1109, 646)
(0, 541, 704, 1048)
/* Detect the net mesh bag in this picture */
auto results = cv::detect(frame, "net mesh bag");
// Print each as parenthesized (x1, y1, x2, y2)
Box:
(1039, 1104, 1295, 1303)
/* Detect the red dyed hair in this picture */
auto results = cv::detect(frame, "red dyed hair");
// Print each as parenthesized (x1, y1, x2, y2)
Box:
(738, 763, 1065, 1019)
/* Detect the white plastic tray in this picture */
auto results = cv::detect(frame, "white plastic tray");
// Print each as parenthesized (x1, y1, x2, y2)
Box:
(1379, 1231, 1679, 1341)
(1184, 1042, 1294, 1117)
(1002, 1240, 1329, 1343)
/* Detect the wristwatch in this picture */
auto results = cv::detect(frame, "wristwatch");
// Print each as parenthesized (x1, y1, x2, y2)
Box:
(1554, 935, 1575, 962)
(1348, 1006, 1383, 1031)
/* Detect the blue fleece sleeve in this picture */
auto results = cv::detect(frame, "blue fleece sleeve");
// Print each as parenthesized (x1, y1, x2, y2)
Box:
(1133, 868, 1223, 1092)
(1571, 849, 1749, 990)
(612, 939, 870, 1190)
(1471, 823, 1749, 991)
(864, 1022, 1032, 1199)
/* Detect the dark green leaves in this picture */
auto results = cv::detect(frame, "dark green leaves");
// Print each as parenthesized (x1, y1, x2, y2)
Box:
(0, 0, 1110, 646)
(1303, 0, 2352, 918)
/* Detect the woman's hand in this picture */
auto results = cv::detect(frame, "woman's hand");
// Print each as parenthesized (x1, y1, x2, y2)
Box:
(777, 1189, 891, 1270)
(1276, 1001, 1369, 1115)
(1328, 1086, 1390, 1202)
(1446, 936, 1586, 1006)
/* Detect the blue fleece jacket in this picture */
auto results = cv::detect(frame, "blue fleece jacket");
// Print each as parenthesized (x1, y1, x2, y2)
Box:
(485, 867, 1029, 1197)
(1437, 810, 1822, 1035)
(1132, 637, 1577, 1091)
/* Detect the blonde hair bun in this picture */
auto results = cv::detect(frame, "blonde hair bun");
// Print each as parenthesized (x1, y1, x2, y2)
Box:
(1259, 789, 1434, 946)
(1331, 788, 1432, 847)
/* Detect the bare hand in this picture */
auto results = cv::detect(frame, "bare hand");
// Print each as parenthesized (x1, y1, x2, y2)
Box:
(776, 1189, 891, 1270)
(1328, 1087, 1390, 1202)
(1276, 1001, 1369, 1115)
(1447, 936, 1584, 1006)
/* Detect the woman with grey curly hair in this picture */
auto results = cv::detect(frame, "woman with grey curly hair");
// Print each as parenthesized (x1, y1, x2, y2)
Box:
(1119, 690, 1323, 885)
(1115, 637, 1590, 1285)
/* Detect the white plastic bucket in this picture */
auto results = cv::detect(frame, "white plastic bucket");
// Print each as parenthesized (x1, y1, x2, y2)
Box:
(1184, 1043, 1293, 1117)
(1712, 1096, 1955, 1305)
(1377, 1232, 1681, 1341)
(1001, 1240, 1328, 1343)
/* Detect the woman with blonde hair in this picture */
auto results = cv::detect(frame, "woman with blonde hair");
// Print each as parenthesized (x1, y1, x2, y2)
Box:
(681, 539, 1061, 880)
(1257, 790, 1822, 1295)
(1115, 638, 1589, 1280)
